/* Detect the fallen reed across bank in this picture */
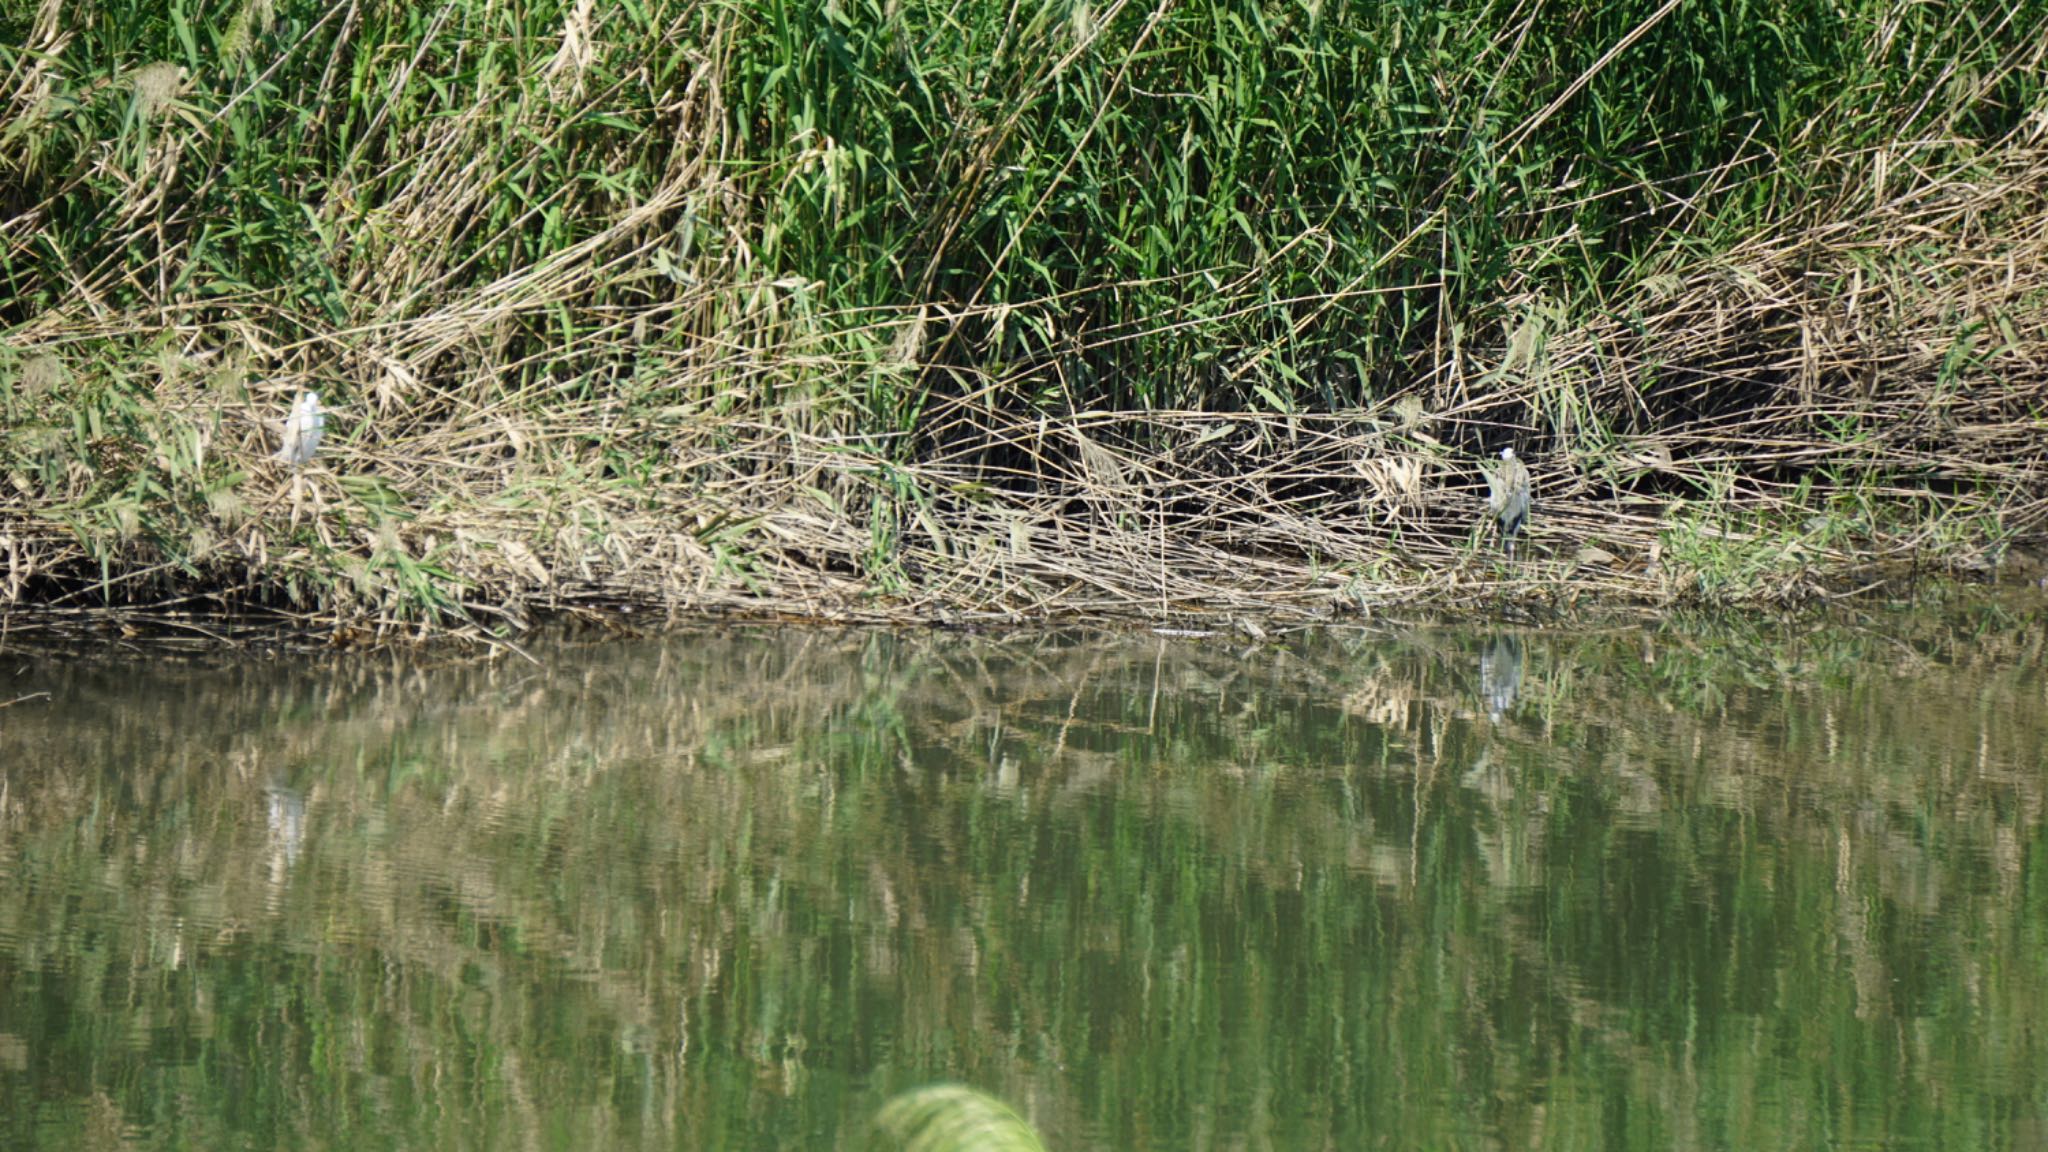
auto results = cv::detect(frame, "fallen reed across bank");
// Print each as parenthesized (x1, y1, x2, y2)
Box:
(3, 0, 2046, 642)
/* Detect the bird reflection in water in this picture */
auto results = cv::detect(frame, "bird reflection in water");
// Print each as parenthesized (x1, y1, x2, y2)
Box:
(265, 784, 306, 906)
(1478, 634, 1524, 723)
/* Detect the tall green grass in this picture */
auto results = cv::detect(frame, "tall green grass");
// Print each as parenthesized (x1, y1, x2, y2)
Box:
(3, 0, 2045, 629)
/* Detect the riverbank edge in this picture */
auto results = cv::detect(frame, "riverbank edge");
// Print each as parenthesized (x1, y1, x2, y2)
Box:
(4, 422, 2042, 650)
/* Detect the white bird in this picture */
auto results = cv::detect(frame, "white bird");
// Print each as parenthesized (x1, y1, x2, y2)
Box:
(1486, 446, 1531, 557)
(273, 390, 325, 467)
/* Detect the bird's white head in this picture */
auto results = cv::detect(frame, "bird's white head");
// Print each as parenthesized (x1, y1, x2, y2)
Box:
(1500, 447, 1516, 460)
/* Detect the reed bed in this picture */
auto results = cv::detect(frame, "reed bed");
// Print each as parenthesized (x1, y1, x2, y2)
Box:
(3, 0, 2046, 641)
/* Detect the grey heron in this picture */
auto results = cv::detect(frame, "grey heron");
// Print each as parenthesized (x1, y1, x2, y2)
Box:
(1486, 446, 1530, 556)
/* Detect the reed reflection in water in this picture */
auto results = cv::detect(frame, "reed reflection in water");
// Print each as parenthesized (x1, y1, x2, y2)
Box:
(1, 608, 2045, 1150)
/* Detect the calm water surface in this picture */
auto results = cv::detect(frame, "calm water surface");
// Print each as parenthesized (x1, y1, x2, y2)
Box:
(2, 608, 2045, 1150)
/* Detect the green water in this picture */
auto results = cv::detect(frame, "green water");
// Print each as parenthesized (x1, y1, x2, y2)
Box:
(2, 609, 2045, 1150)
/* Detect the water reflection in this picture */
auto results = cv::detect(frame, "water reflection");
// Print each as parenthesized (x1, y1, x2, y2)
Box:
(0, 608, 2045, 1150)
(1477, 633, 1524, 722)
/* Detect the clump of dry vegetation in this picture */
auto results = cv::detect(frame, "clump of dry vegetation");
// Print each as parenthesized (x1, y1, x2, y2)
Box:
(2, 0, 2045, 641)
